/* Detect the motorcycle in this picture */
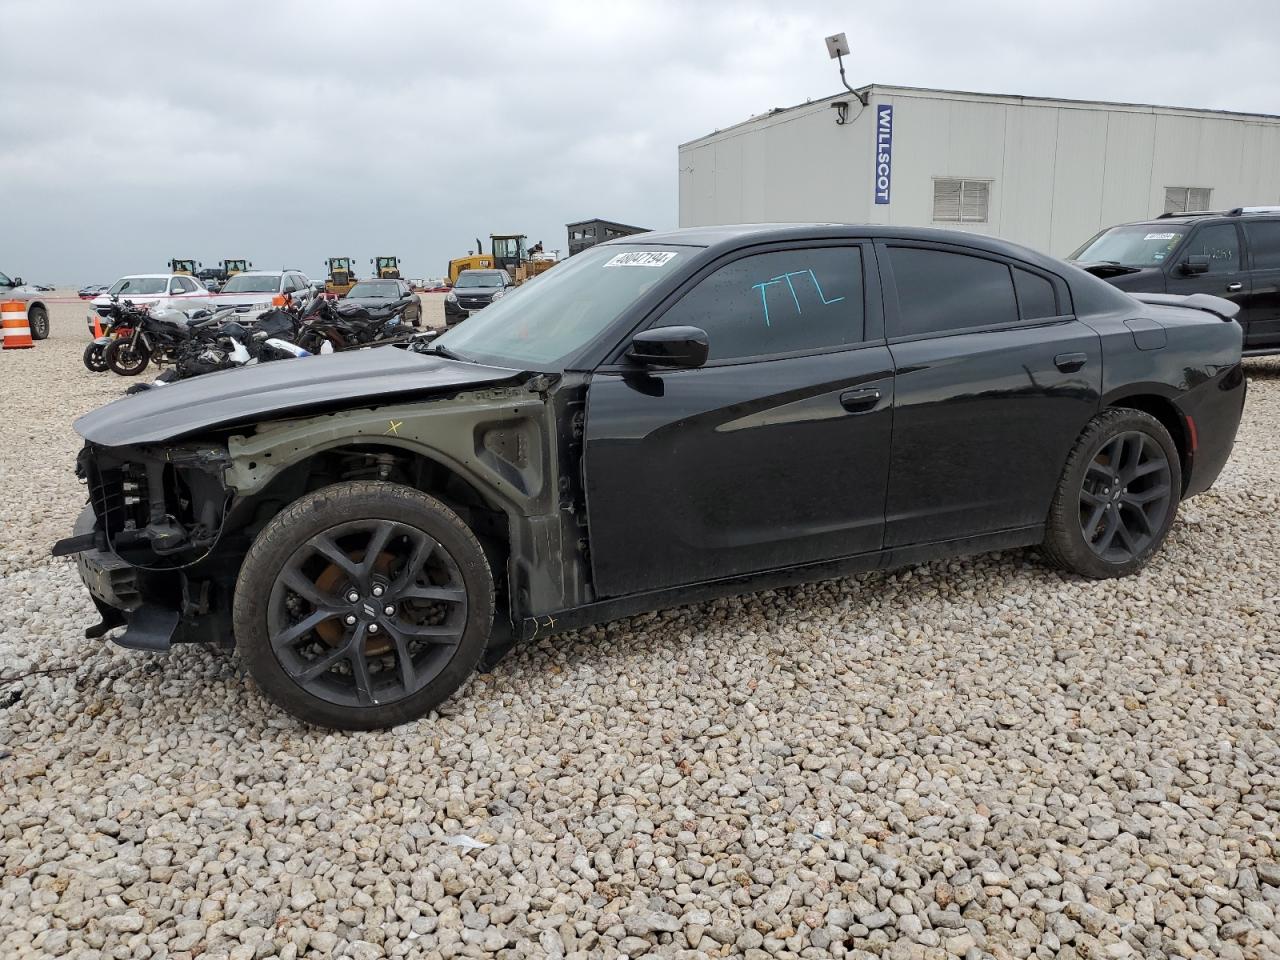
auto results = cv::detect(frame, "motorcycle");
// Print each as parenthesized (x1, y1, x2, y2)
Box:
(82, 300, 150, 372)
(293, 294, 414, 353)
(101, 303, 200, 376)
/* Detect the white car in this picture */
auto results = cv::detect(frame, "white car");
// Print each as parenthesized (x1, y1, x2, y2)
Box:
(210, 270, 318, 318)
(87, 273, 208, 334)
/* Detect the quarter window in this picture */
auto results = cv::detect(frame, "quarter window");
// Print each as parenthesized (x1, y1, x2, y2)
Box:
(1244, 220, 1280, 270)
(888, 247, 1018, 337)
(654, 247, 864, 362)
(1013, 268, 1059, 319)
(1184, 224, 1240, 274)
(1164, 186, 1212, 214)
(933, 179, 991, 223)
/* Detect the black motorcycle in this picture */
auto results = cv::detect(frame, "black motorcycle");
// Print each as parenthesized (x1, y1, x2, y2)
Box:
(293, 295, 414, 353)
(102, 304, 200, 376)
(156, 306, 304, 384)
(82, 300, 151, 373)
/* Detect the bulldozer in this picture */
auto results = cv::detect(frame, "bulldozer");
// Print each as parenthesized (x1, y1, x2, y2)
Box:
(221, 259, 252, 276)
(168, 258, 200, 275)
(324, 257, 358, 297)
(372, 256, 402, 279)
(447, 235, 556, 285)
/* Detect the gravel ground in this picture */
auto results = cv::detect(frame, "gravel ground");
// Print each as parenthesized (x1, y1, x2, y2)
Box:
(2, 295, 1278, 960)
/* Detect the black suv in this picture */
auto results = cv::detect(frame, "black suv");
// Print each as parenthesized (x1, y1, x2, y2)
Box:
(445, 269, 514, 325)
(1071, 206, 1280, 355)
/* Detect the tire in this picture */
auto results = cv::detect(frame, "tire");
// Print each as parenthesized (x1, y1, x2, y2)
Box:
(28, 305, 49, 340)
(103, 337, 151, 376)
(82, 341, 109, 372)
(233, 481, 494, 729)
(1042, 408, 1181, 579)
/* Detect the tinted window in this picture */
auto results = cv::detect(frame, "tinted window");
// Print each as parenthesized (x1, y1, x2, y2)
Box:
(1013, 268, 1058, 319)
(1184, 224, 1240, 274)
(1245, 221, 1280, 270)
(888, 247, 1017, 337)
(655, 247, 864, 362)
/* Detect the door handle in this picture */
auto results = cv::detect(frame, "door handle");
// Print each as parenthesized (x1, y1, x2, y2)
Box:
(1227, 282, 1243, 292)
(1054, 352, 1088, 372)
(839, 388, 881, 413)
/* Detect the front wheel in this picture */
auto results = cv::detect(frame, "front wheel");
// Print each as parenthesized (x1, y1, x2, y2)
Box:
(28, 305, 49, 340)
(104, 337, 151, 376)
(233, 481, 494, 729)
(1042, 408, 1181, 579)
(82, 341, 109, 372)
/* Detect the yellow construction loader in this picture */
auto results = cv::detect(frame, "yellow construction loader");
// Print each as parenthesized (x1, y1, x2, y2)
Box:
(222, 259, 252, 276)
(325, 257, 358, 297)
(447, 235, 556, 285)
(168, 259, 200, 275)
(372, 256, 402, 279)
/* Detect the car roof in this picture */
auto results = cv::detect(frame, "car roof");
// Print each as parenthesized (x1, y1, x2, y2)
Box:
(600, 223, 1069, 272)
(117, 273, 176, 280)
(1118, 207, 1280, 227)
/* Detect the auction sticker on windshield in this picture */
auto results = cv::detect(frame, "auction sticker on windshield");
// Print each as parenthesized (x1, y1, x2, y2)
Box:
(603, 251, 679, 267)
(1144, 233, 1179, 241)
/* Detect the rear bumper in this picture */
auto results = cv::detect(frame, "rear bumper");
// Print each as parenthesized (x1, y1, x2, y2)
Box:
(1181, 362, 1246, 498)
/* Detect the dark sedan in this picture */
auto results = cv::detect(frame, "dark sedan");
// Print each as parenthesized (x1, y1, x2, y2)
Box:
(343, 279, 422, 327)
(444, 269, 513, 325)
(58, 224, 1244, 729)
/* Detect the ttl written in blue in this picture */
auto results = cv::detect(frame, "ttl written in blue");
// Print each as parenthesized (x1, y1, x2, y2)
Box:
(750, 270, 844, 326)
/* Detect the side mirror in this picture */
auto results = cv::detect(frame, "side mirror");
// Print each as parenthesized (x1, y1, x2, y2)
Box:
(627, 326, 709, 369)
(12, 277, 22, 286)
(1181, 255, 1211, 275)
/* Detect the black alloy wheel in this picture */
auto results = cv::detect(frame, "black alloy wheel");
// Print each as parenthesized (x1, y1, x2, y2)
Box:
(267, 519, 468, 709)
(28, 305, 49, 340)
(1043, 408, 1181, 579)
(1078, 431, 1172, 563)
(235, 482, 493, 728)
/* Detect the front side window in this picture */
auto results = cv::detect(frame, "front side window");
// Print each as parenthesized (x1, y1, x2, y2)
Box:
(933, 179, 991, 223)
(654, 247, 864, 362)
(1165, 186, 1212, 214)
(1183, 224, 1240, 274)
(888, 247, 1018, 337)
(1244, 220, 1280, 270)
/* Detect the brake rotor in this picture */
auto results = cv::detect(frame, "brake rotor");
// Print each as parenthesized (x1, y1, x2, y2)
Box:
(313, 549, 397, 654)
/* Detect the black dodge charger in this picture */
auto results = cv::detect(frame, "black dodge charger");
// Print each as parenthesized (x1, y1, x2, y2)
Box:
(57, 224, 1245, 729)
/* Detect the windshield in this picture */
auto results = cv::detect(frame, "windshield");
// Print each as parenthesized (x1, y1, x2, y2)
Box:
(434, 245, 687, 369)
(455, 271, 506, 288)
(348, 281, 398, 298)
(109, 277, 168, 295)
(221, 274, 281, 294)
(1071, 224, 1189, 267)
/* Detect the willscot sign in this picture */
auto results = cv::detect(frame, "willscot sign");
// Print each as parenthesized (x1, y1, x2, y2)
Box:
(874, 104, 893, 205)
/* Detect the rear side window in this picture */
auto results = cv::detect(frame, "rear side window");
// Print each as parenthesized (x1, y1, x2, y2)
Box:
(1013, 268, 1058, 319)
(1245, 221, 1280, 270)
(888, 247, 1017, 337)
(654, 247, 864, 362)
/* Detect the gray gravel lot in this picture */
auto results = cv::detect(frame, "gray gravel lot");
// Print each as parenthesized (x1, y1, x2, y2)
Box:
(2, 294, 1278, 960)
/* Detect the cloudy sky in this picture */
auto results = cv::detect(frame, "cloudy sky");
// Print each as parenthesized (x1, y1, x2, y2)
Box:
(1, 0, 1276, 284)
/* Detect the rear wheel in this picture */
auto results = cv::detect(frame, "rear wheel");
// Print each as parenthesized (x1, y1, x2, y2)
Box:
(233, 481, 494, 729)
(82, 341, 109, 372)
(28, 305, 49, 340)
(104, 337, 151, 376)
(1043, 408, 1181, 578)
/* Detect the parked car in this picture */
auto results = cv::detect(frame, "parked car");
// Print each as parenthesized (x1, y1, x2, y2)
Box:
(1071, 206, 1280, 355)
(56, 224, 1245, 729)
(79, 284, 109, 300)
(86, 274, 207, 334)
(444, 268, 513, 325)
(0, 270, 50, 339)
(212, 270, 317, 318)
(343, 278, 422, 326)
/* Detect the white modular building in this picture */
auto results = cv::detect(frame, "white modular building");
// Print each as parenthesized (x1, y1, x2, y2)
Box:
(678, 84, 1280, 257)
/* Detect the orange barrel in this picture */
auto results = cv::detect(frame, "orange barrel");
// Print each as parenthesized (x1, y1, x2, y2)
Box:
(1, 301, 33, 349)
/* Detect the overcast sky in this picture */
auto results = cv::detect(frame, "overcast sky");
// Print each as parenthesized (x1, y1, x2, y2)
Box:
(2, 0, 1276, 284)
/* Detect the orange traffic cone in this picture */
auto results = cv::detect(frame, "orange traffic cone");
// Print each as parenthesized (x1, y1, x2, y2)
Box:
(1, 301, 33, 349)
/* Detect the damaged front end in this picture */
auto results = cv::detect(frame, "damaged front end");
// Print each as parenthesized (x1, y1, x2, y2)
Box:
(53, 441, 236, 651)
